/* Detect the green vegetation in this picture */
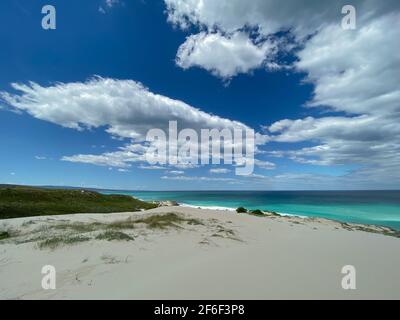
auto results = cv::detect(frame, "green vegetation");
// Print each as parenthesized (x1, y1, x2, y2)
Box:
(0, 185, 157, 219)
(8, 212, 205, 250)
(236, 207, 279, 216)
(54, 221, 104, 233)
(107, 219, 136, 230)
(95, 231, 134, 241)
(340, 222, 400, 239)
(0, 231, 10, 240)
(52, 213, 203, 233)
(38, 235, 91, 250)
(134, 212, 202, 229)
(250, 209, 265, 216)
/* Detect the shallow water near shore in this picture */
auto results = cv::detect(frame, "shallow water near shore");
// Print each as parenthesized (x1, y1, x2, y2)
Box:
(101, 190, 400, 230)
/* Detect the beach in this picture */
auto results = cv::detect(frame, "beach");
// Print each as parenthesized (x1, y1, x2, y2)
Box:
(1, 206, 399, 300)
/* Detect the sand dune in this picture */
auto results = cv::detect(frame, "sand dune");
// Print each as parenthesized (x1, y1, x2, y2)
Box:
(0, 206, 399, 299)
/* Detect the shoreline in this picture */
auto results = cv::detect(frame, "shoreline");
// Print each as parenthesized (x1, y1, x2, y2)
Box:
(130, 193, 400, 232)
(158, 201, 400, 235)
(1, 206, 400, 299)
(179, 202, 310, 218)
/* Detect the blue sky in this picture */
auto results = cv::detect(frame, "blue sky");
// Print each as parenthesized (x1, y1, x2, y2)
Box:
(0, 0, 399, 190)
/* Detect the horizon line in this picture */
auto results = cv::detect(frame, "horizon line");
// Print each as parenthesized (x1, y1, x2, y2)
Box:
(2, 184, 399, 193)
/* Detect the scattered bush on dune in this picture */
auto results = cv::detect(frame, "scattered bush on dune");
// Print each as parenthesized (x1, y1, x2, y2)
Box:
(37, 235, 91, 250)
(0, 185, 157, 219)
(250, 209, 265, 216)
(0, 231, 10, 240)
(95, 231, 134, 241)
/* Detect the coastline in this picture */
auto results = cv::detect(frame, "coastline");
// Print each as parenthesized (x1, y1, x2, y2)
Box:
(164, 201, 398, 233)
(1, 206, 400, 299)
(140, 196, 324, 219)
(122, 190, 400, 231)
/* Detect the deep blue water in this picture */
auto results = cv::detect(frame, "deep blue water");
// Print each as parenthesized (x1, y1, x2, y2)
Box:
(102, 190, 400, 230)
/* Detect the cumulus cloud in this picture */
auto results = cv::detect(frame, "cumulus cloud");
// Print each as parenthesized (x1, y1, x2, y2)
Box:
(166, 0, 400, 81)
(176, 31, 279, 79)
(268, 116, 400, 168)
(296, 13, 400, 116)
(265, 13, 400, 175)
(0, 77, 251, 139)
(165, 0, 397, 38)
(163, 0, 400, 186)
(1, 77, 267, 172)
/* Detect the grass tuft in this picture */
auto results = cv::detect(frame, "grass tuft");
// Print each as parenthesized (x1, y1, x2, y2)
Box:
(107, 219, 136, 230)
(54, 221, 104, 233)
(95, 231, 134, 241)
(250, 209, 265, 216)
(38, 235, 91, 250)
(135, 213, 201, 229)
(0, 231, 10, 240)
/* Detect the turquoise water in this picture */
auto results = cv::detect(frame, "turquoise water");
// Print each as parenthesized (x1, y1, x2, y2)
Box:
(102, 190, 400, 230)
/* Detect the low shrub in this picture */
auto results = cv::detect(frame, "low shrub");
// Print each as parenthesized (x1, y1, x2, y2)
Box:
(250, 209, 264, 216)
(236, 207, 247, 213)
(0, 231, 10, 240)
(95, 231, 134, 241)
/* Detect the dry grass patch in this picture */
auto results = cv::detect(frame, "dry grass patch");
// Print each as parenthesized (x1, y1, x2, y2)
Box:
(95, 231, 134, 241)
(38, 235, 91, 250)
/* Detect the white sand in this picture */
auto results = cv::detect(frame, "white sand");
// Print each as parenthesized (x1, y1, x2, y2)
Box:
(0, 206, 399, 300)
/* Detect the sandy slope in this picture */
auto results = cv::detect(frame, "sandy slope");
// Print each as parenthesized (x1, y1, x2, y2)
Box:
(0, 206, 399, 299)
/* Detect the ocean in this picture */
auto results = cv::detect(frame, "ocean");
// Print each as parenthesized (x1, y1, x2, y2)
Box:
(101, 190, 400, 230)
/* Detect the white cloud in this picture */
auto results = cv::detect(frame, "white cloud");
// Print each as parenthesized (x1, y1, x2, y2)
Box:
(165, 0, 397, 38)
(165, 0, 400, 80)
(209, 168, 230, 174)
(254, 159, 275, 170)
(265, 13, 400, 175)
(139, 165, 166, 170)
(163, 0, 400, 186)
(1, 77, 263, 170)
(106, 0, 120, 8)
(233, 158, 275, 170)
(62, 147, 141, 168)
(34, 156, 46, 160)
(296, 13, 400, 116)
(168, 170, 185, 175)
(99, 0, 122, 14)
(1, 77, 251, 140)
(176, 31, 279, 79)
